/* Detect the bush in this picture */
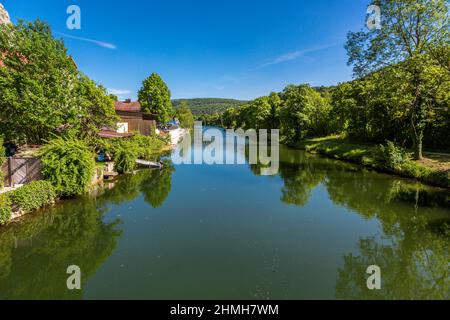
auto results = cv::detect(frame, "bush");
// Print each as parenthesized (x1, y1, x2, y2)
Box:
(371, 141, 412, 171)
(129, 134, 168, 160)
(114, 145, 138, 173)
(92, 134, 168, 174)
(0, 194, 12, 225)
(40, 137, 96, 197)
(9, 181, 57, 213)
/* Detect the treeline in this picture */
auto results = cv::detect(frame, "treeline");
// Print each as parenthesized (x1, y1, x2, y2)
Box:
(172, 98, 247, 116)
(213, 67, 449, 151)
(0, 20, 118, 145)
(209, 0, 450, 159)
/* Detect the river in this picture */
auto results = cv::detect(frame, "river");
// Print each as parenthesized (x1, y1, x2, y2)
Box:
(0, 129, 449, 299)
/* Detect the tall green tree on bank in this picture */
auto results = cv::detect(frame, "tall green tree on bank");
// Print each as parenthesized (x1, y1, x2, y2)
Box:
(280, 84, 331, 144)
(345, 0, 450, 159)
(0, 20, 79, 144)
(0, 20, 117, 145)
(138, 73, 173, 124)
(176, 101, 194, 128)
(76, 75, 119, 137)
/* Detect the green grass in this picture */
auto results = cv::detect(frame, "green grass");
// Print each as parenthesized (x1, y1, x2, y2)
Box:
(297, 136, 450, 189)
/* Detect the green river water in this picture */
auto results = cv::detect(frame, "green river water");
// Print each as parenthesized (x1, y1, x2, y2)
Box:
(0, 130, 449, 299)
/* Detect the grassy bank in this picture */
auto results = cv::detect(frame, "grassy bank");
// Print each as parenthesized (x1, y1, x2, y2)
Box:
(295, 136, 450, 189)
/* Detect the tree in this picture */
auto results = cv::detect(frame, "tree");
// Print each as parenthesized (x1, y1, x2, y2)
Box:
(345, 0, 450, 159)
(268, 92, 282, 129)
(0, 20, 79, 144)
(280, 84, 328, 144)
(138, 73, 173, 124)
(176, 101, 194, 128)
(76, 74, 118, 137)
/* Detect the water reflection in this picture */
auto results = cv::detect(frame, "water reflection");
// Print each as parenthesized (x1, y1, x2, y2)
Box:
(0, 140, 448, 300)
(0, 167, 174, 299)
(0, 200, 122, 299)
(335, 226, 449, 299)
(250, 146, 450, 299)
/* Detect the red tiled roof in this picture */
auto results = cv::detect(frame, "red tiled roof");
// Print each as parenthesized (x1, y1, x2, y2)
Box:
(114, 101, 141, 112)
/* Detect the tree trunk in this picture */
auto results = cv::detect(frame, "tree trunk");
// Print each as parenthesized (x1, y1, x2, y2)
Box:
(413, 129, 423, 160)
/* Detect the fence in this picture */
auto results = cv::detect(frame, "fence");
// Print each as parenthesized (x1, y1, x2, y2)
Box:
(1, 157, 43, 187)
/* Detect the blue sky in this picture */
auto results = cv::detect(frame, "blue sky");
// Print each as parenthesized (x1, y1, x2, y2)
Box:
(3, 0, 371, 100)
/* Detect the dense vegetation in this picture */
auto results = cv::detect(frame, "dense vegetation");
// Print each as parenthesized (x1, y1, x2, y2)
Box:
(175, 101, 195, 128)
(8, 181, 56, 214)
(91, 134, 169, 174)
(0, 20, 118, 145)
(0, 19, 172, 223)
(138, 73, 173, 124)
(40, 137, 96, 197)
(212, 0, 450, 159)
(0, 194, 11, 225)
(173, 98, 247, 116)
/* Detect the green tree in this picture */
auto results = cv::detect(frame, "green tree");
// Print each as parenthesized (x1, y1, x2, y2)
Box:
(176, 101, 194, 128)
(76, 74, 118, 137)
(268, 92, 282, 129)
(345, 0, 450, 159)
(138, 73, 173, 124)
(0, 20, 79, 144)
(280, 84, 328, 144)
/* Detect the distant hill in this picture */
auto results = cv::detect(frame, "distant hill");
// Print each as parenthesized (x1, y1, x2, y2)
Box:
(172, 98, 248, 115)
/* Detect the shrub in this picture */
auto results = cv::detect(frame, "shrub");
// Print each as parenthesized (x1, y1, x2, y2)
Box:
(9, 181, 57, 213)
(371, 141, 412, 171)
(129, 134, 168, 160)
(114, 145, 138, 173)
(0, 194, 12, 225)
(40, 137, 96, 197)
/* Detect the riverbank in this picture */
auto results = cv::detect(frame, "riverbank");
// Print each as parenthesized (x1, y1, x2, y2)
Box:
(295, 136, 450, 189)
(0, 132, 187, 227)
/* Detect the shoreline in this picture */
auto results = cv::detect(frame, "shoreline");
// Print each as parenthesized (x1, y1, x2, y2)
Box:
(0, 133, 187, 227)
(294, 137, 450, 189)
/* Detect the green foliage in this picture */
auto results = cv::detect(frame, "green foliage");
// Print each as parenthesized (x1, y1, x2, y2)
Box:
(9, 181, 56, 214)
(176, 102, 194, 128)
(75, 74, 119, 137)
(138, 73, 173, 123)
(0, 194, 12, 226)
(40, 137, 96, 197)
(114, 146, 138, 174)
(0, 20, 79, 144)
(303, 137, 450, 188)
(91, 134, 169, 174)
(0, 20, 120, 145)
(173, 98, 248, 116)
(371, 141, 412, 172)
(280, 84, 331, 144)
(345, 0, 450, 159)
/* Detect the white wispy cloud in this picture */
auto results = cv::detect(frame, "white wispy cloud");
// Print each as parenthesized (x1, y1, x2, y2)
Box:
(56, 32, 117, 50)
(257, 43, 339, 69)
(108, 88, 131, 96)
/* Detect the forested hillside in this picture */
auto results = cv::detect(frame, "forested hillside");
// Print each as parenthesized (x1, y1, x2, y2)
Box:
(172, 98, 248, 115)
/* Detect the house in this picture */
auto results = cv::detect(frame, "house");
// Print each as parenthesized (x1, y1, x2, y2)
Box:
(98, 101, 158, 138)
